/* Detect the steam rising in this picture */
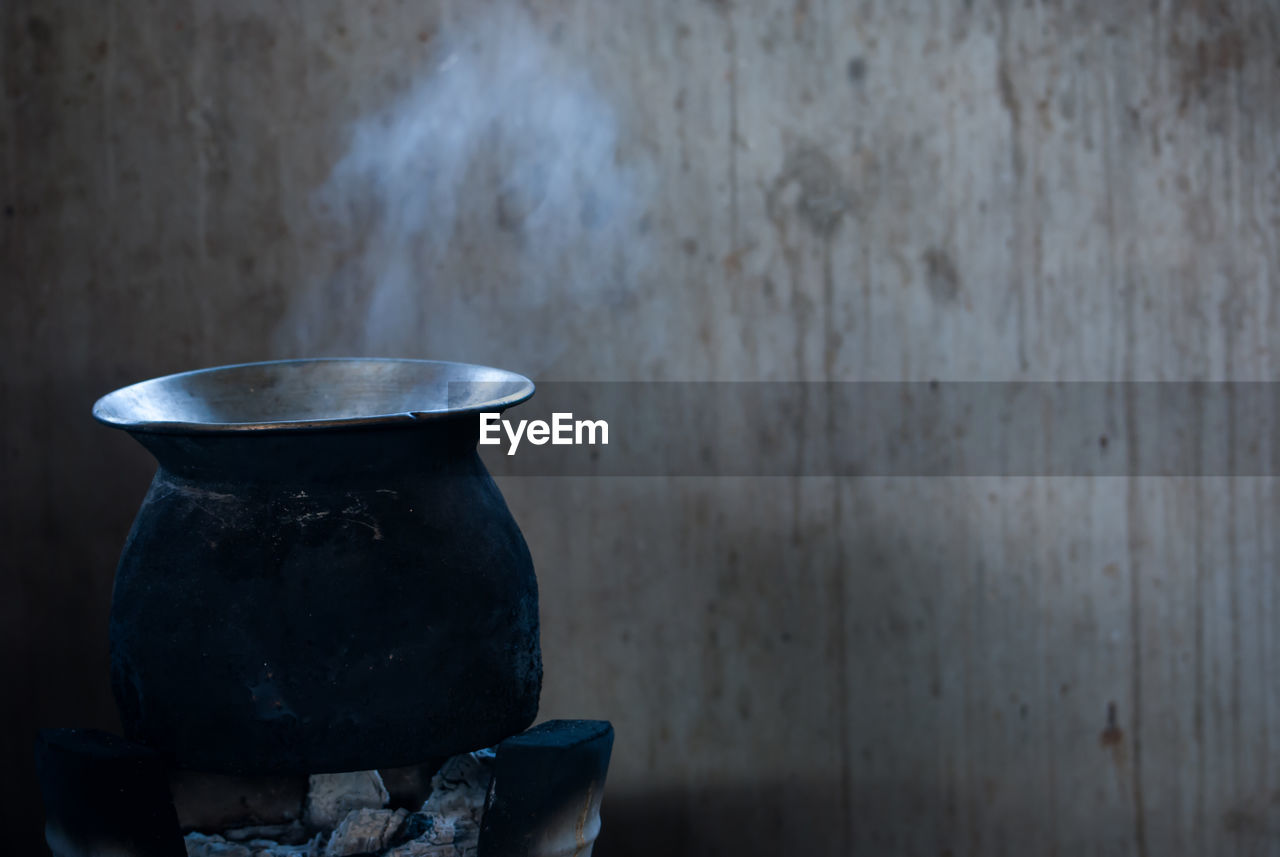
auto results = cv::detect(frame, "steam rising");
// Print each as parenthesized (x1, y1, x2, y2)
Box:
(278, 8, 650, 374)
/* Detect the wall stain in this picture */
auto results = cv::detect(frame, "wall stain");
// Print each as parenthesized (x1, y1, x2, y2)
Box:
(1174, 28, 1245, 113)
(722, 242, 754, 276)
(1124, 383, 1150, 857)
(766, 144, 850, 238)
(922, 247, 961, 303)
(1223, 809, 1268, 836)
(793, 0, 810, 38)
(994, 0, 1027, 370)
(24, 14, 58, 78)
(26, 16, 54, 46)
(1036, 98, 1053, 133)
(1100, 700, 1125, 755)
(1222, 792, 1280, 836)
(996, 67, 1021, 168)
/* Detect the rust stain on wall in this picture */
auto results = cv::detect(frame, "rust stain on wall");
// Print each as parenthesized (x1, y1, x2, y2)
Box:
(921, 247, 961, 304)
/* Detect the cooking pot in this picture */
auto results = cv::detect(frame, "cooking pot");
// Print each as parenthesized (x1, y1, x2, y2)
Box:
(93, 358, 541, 773)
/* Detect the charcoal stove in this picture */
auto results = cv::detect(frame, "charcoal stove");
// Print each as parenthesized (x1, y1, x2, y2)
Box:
(36, 359, 613, 857)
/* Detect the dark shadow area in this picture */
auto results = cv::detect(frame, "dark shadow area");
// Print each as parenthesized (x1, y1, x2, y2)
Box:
(597, 782, 850, 857)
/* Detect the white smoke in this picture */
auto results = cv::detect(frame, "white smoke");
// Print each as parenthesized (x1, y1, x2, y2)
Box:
(277, 7, 650, 375)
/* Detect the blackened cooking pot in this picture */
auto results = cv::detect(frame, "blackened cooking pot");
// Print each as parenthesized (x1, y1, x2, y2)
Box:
(93, 358, 541, 773)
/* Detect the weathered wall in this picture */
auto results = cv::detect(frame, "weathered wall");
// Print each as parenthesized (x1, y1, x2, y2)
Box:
(3, 1, 1279, 855)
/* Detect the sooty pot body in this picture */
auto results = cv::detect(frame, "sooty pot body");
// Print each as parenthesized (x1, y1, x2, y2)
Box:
(109, 419, 541, 774)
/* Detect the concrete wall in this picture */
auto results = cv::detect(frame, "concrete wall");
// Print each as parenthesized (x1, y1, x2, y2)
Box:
(3, 0, 1279, 854)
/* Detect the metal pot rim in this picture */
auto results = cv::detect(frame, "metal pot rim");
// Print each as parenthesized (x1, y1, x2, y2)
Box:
(92, 357, 535, 434)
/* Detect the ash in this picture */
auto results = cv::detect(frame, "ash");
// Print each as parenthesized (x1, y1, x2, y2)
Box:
(184, 750, 494, 857)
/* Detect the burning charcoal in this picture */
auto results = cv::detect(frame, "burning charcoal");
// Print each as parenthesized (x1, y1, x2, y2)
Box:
(374, 748, 495, 856)
(382, 814, 477, 857)
(421, 750, 494, 820)
(251, 835, 323, 857)
(224, 821, 308, 844)
(394, 812, 435, 843)
(477, 720, 614, 857)
(183, 833, 252, 857)
(186, 833, 321, 857)
(379, 760, 446, 811)
(170, 771, 308, 832)
(252, 836, 323, 856)
(35, 728, 186, 857)
(324, 808, 408, 856)
(305, 771, 390, 829)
